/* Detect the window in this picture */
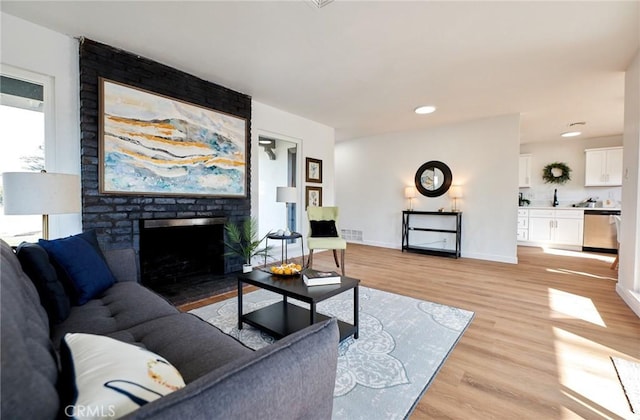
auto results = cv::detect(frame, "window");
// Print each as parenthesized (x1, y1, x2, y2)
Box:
(0, 71, 47, 245)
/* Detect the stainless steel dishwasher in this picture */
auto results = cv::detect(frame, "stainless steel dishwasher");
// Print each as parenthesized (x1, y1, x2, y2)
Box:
(582, 209, 620, 253)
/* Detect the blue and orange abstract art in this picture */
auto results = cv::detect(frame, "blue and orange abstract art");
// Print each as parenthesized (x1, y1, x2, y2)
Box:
(100, 79, 246, 197)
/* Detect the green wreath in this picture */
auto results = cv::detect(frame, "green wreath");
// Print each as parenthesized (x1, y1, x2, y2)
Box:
(542, 162, 572, 184)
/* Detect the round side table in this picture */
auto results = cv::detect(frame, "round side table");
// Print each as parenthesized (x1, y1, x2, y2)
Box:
(265, 232, 304, 267)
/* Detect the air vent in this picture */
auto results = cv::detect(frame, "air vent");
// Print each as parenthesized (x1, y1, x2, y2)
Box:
(341, 229, 363, 242)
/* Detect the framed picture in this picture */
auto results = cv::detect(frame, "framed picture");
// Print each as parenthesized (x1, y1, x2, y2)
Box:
(305, 157, 323, 183)
(99, 78, 247, 197)
(305, 186, 323, 208)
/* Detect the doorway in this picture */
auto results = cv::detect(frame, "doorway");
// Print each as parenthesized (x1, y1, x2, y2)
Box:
(257, 135, 300, 252)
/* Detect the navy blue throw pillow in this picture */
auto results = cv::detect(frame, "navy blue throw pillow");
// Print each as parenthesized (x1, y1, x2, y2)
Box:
(76, 230, 110, 264)
(16, 242, 71, 324)
(39, 231, 116, 305)
(309, 220, 339, 237)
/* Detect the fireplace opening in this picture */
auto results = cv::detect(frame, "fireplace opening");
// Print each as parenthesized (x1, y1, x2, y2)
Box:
(139, 217, 233, 305)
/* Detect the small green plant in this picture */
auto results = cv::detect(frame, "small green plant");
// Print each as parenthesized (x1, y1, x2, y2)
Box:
(224, 218, 272, 266)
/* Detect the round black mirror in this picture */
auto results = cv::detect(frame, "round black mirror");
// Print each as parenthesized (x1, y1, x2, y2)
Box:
(414, 161, 452, 197)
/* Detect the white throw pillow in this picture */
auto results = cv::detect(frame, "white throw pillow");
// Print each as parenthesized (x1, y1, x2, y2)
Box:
(61, 333, 186, 420)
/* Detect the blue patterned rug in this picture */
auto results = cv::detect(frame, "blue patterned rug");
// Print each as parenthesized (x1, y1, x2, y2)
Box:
(611, 357, 640, 414)
(190, 286, 474, 419)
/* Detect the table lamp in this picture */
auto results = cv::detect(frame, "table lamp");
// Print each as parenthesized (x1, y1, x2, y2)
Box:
(2, 171, 81, 239)
(404, 186, 416, 211)
(276, 186, 297, 234)
(449, 185, 462, 212)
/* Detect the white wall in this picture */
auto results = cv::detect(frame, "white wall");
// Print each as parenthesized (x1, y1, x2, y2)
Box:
(617, 48, 640, 318)
(1, 12, 81, 238)
(251, 100, 335, 258)
(519, 135, 623, 207)
(1, 13, 338, 248)
(336, 114, 521, 264)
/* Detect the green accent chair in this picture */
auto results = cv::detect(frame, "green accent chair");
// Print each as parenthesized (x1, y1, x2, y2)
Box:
(307, 206, 347, 276)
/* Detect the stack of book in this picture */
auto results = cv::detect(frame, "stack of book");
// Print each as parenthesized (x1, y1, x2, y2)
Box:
(301, 268, 341, 286)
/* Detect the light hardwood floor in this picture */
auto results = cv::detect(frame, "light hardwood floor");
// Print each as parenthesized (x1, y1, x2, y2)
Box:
(179, 244, 640, 419)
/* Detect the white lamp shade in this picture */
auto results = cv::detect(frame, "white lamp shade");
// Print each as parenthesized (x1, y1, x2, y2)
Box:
(448, 185, 463, 199)
(2, 172, 81, 215)
(276, 186, 297, 203)
(404, 186, 416, 199)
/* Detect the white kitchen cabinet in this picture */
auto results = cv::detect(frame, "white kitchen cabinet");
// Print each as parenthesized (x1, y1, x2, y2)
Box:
(528, 216, 551, 242)
(554, 217, 584, 245)
(519, 154, 532, 188)
(527, 209, 584, 246)
(585, 147, 623, 186)
(517, 208, 529, 240)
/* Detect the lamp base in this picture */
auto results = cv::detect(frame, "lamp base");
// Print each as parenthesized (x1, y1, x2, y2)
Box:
(42, 214, 50, 240)
(452, 198, 459, 212)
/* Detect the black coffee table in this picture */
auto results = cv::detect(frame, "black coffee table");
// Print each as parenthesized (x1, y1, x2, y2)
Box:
(237, 269, 359, 342)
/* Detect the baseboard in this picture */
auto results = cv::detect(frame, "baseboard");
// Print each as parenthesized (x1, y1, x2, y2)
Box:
(461, 251, 518, 264)
(616, 284, 640, 318)
(352, 240, 518, 264)
(358, 239, 399, 249)
(517, 241, 583, 252)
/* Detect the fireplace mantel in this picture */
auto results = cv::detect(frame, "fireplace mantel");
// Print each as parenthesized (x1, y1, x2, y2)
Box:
(142, 217, 227, 229)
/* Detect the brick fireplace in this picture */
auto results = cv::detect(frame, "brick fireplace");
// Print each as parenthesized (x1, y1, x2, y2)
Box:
(78, 39, 251, 299)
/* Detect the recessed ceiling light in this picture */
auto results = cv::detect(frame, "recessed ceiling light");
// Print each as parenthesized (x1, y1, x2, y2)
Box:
(561, 131, 582, 138)
(561, 121, 585, 138)
(414, 105, 436, 115)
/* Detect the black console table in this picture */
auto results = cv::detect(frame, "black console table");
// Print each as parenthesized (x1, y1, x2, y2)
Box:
(402, 211, 462, 258)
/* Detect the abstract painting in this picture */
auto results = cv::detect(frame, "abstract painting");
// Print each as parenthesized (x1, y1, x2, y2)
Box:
(99, 78, 247, 197)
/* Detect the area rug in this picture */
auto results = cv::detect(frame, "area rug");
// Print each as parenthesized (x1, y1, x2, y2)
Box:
(190, 286, 474, 419)
(611, 356, 640, 413)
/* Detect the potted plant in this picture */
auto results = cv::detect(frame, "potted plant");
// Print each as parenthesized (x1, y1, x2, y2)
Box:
(224, 218, 272, 273)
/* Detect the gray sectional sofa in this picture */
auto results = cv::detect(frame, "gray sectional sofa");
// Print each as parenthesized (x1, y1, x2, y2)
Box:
(0, 237, 339, 419)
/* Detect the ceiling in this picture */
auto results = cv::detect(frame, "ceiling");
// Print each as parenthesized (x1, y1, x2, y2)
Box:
(2, 1, 639, 143)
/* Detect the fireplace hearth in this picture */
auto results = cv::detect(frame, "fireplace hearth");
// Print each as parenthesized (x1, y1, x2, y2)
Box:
(139, 217, 235, 305)
(149, 272, 238, 307)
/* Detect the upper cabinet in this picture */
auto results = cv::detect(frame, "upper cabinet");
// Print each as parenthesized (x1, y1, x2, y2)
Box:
(585, 147, 623, 187)
(519, 154, 532, 188)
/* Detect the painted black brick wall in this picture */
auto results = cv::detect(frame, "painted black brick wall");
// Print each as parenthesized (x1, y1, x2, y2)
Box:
(79, 38, 251, 273)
